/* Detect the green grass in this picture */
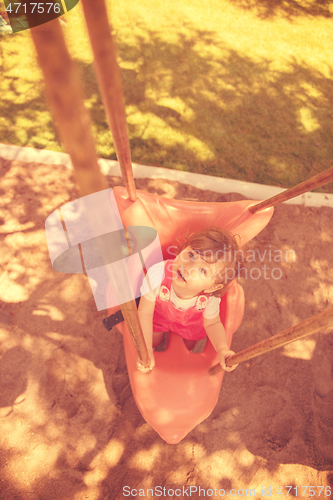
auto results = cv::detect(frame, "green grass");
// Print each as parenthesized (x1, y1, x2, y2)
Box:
(1, 0, 333, 192)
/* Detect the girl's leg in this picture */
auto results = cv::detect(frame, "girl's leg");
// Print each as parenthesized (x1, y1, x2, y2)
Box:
(183, 337, 207, 352)
(183, 339, 196, 351)
(152, 331, 165, 348)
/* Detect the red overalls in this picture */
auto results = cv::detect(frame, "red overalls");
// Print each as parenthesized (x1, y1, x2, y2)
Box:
(152, 260, 210, 341)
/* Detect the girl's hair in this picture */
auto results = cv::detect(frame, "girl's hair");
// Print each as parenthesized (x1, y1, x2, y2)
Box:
(178, 227, 246, 297)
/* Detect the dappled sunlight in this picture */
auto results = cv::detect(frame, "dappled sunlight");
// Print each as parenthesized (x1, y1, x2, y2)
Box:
(0, 190, 332, 498)
(94, 438, 125, 468)
(6, 447, 59, 488)
(298, 106, 320, 133)
(283, 338, 316, 360)
(58, 275, 92, 305)
(115, 26, 333, 185)
(313, 282, 333, 306)
(32, 304, 65, 321)
(84, 439, 125, 489)
(129, 443, 161, 470)
(84, 439, 124, 487)
(229, 0, 333, 19)
(299, 81, 325, 99)
(127, 111, 215, 162)
(0, 318, 119, 496)
(156, 96, 195, 120)
(309, 257, 332, 277)
(0, 160, 77, 237)
(0, 156, 125, 496)
(199, 448, 239, 478)
(237, 448, 256, 467)
(0, 33, 56, 149)
(1, 229, 57, 302)
(0, 326, 10, 344)
(0, 270, 30, 302)
(168, 463, 198, 483)
(320, 231, 332, 243)
(276, 294, 289, 307)
(0, 381, 63, 485)
(281, 246, 297, 264)
(4, 230, 43, 250)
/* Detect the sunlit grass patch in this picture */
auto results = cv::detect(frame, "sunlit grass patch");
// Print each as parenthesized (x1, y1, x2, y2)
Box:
(297, 106, 320, 133)
(0, 0, 332, 191)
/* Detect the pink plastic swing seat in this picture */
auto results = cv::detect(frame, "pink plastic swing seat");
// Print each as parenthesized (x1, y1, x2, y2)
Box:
(108, 186, 274, 444)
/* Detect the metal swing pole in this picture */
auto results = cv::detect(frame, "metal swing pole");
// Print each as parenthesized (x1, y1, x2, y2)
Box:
(80, 0, 150, 365)
(209, 307, 333, 376)
(30, 17, 149, 368)
(81, 0, 136, 202)
(249, 166, 333, 214)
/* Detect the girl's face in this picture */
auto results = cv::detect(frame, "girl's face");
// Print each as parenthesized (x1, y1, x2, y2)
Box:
(172, 247, 225, 298)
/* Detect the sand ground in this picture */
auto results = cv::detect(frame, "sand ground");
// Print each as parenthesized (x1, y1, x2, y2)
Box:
(0, 156, 332, 499)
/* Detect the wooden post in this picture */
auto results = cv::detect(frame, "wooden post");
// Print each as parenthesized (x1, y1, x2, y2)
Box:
(80, 0, 136, 201)
(30, 20, 106, 196)
(30, 19, 149, 369)
(249, 166, 333, 214)
(209, 307, 333, 376)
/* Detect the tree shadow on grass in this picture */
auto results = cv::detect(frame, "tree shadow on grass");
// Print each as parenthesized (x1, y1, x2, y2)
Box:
(228, 0, 332, 20)
(111, 24, 333, 191)
(1, 23, 333, 191)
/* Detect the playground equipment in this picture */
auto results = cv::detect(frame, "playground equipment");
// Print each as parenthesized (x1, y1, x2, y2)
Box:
(33, 0, 333, 443)
(107, 189, 273, 443)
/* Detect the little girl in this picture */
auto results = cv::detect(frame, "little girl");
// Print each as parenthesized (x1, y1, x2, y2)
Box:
(137, 227, 245, 373)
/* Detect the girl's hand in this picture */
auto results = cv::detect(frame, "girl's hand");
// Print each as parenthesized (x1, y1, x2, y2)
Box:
(136, 351, 155, 373)
(217, 347, 238, 372)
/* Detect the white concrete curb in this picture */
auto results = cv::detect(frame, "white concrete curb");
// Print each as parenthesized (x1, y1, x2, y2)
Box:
(1, 143, 333, 208)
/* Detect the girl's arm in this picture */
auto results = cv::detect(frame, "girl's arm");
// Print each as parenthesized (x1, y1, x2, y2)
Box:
(203, 316, 238, 372)
(136, 295, 156, 373)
